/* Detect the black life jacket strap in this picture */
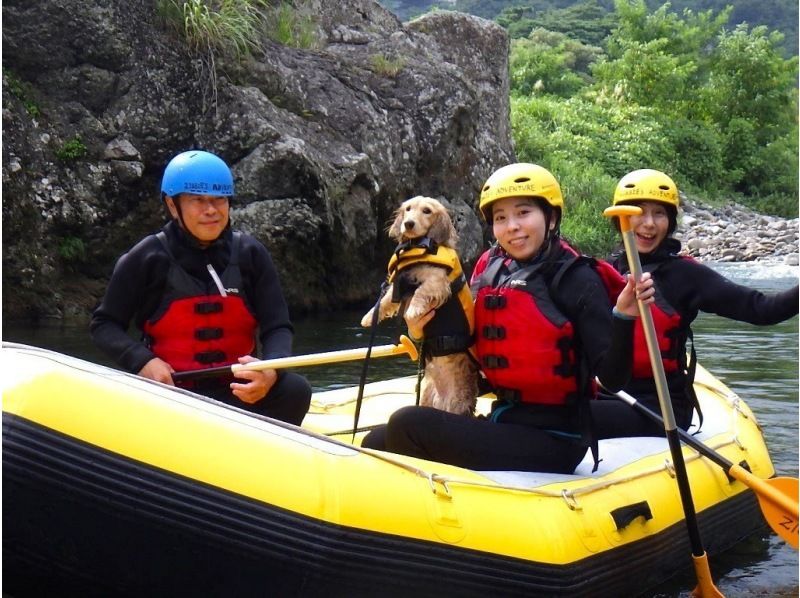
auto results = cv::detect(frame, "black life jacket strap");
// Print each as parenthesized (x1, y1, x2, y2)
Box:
(353, 281, 390, 439)
(415, 343, 425, 406)
(685, 328, 703, 433)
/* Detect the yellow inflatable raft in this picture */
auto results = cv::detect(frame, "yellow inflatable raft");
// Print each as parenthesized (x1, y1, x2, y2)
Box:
(2, 342, 773, 597)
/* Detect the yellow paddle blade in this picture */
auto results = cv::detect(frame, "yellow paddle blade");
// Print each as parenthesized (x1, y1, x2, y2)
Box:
(756, 477, 799, 549)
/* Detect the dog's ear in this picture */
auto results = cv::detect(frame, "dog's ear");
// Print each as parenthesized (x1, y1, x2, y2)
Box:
(388, 205, 405, 241)
(428, 208, 458, 247)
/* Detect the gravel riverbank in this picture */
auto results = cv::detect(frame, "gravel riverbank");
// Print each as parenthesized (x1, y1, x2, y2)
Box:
(676, 199, 799, 265)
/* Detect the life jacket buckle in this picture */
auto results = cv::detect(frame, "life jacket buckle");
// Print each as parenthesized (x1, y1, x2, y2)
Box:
(482, 325, 506, 340)
(195, 327, 223, 341)
(494, 388, 521, 404)
(482, 355, 508, 369)
(195, 350, 226, 364)
(195, 301, 223, 315)
(483, 294, 506, 309)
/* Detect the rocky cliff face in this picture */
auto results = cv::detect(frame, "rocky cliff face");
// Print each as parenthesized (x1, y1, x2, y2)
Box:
(2, 0, 514, 319)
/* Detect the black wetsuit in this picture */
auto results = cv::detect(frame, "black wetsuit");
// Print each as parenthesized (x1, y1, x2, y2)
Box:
(90, 221, 311, 425)
(592, 238, 799, 439)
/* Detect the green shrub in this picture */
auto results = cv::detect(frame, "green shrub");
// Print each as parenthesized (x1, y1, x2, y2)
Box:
(746, 193, 800, 219)
(58, 236, 87, 263)
(370, 54, 405, 77)
(4, 69, 40, 117)
(660, 117, 724, 192)
(265, 1, 319, 49)
(157, 0, 321, 55)
(512, 95, 674, 177)
(552, 158, 619, 258)
(55, 136, 87, 162)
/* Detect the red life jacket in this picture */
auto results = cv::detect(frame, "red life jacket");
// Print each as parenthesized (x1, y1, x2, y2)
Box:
(627, 262, 683, 377)
(473, 249, 580, 406)
(143, 232, 257, 380)
(616, 255, 701, 428)
(472, 242, 626, 406)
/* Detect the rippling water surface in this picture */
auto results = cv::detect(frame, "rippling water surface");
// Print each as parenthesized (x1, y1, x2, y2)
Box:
(3, 261, 798, 597)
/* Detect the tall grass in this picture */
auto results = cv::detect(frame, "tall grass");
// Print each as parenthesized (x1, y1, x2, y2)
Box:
(157, 0, 320, 57)
(265, 1, 319, 49)
(156, 1, 320, 112)
(370, 54, 405, 77)
(157, 0, 270, 59)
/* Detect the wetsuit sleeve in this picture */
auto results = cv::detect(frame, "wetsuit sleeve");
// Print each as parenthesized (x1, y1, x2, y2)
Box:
(89, 239, 164, 374)
(241, 237, 294, 360)
(666, 259, 799, 325)
(557, 265, 634, 393)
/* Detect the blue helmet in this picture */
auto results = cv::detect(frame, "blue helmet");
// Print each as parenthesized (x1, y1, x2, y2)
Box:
(160, 150, 234, 197)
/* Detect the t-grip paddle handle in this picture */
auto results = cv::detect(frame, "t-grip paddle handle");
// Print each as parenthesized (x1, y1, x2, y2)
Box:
(604, 205, 641, 233)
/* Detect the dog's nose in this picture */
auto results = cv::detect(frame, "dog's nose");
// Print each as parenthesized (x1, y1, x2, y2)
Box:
(404, 220, 415, 230)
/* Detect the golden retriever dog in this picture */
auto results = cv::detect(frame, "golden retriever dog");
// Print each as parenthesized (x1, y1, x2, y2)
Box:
(361, 196, 479, 415)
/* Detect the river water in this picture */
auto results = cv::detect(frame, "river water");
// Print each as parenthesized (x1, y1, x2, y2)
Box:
(3, 261, 798, 597)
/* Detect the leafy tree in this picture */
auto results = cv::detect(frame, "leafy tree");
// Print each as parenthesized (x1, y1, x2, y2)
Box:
(701, 26, 799, 198)
(593, 1, 730, 112)
(592, 37, 697, 111)
(585, 1, 798, 214)
(512, 95, 678, 179)
(702, 25, 797, 140)
(649, 0, 798, 57)
(510, 29, 603, 97)
(495, 6, 538, 39)
(449, 0, 532, 20)
(504, 0, 614, 46)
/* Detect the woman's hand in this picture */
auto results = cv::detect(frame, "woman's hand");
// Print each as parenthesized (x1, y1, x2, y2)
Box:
(231, 355, 277, 404)
(404, 305, 436, 341)
(138, 357, 175, 385)
(615, 272, 655, 317)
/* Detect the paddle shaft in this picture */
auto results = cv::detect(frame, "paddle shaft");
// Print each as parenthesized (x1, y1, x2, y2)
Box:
(606, 206, 708, 559)
(172, 336, 418, 383)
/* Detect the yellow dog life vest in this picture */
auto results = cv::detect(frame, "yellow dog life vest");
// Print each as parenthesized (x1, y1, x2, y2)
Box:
(386, 239, 475, 356)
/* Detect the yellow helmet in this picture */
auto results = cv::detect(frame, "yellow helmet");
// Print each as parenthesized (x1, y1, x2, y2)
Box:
(479, 163, 563, 221)
(612, 169, 679, 208)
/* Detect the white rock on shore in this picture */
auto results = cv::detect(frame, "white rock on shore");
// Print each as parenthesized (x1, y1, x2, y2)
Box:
(675, 198, 799, 266)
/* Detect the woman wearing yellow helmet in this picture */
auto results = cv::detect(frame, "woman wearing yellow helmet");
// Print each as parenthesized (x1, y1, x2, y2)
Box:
(363, 163, 653, 474)
(594, 169, 799, 439)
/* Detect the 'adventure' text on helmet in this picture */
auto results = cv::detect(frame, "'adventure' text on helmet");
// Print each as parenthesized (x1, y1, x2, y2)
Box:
(612, 169, 679, 208)
(479, 163, 563, 221)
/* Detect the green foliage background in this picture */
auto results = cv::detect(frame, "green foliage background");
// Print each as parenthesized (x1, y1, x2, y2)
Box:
(382, 0, 798, 257)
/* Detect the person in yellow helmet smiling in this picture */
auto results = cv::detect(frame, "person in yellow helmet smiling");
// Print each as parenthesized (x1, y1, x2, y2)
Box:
(593, 169, 799, 439)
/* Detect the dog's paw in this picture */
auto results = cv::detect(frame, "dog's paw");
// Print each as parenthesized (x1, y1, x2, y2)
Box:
(360, 309, 375, 328)
(404, 301, 430, 322)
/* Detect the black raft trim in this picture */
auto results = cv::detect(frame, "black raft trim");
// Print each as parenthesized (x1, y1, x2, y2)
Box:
(3, 414, 766, 598)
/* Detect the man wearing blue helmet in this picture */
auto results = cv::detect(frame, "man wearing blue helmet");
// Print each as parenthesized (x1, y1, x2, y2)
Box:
(91, 150, 311, 425)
